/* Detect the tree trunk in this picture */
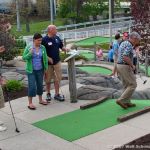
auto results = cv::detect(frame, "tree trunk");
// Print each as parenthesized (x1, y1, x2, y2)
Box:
(111, 0, 114, 19)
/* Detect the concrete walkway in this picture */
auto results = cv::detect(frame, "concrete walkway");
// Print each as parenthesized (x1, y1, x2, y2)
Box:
(0, 82, 150, 150)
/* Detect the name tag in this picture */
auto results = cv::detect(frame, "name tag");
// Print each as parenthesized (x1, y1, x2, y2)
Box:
(48, 42, 52, 46)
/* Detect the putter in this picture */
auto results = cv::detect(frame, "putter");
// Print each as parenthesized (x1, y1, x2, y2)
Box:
(5, 87, 20, 133)
(138, 71, 147, 84)
(53, 66, 65, 101)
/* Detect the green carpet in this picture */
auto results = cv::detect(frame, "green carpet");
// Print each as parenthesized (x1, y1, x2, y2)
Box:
(33, 100, 150, 141)
(77, 66, 112, 75)
(80, 51, 94, 60)
(75, 36, 110, 46)
(140, 64, 150, 76)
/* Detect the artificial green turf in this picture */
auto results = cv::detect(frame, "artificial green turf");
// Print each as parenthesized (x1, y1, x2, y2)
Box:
(75, 36, 110, 46)
(80, 51, 94, 60)
(139, 64, 150, 76)
(77, 66, 112, 75)
(33, 100, 150, 141)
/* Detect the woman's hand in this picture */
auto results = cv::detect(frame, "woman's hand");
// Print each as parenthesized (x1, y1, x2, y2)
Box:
(44, 71, 48, 80)
(30, 48, 33, 54)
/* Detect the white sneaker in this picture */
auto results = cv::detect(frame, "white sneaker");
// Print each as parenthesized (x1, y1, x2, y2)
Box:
(0, 121, 4, 126)
(0, 126, 7, 132)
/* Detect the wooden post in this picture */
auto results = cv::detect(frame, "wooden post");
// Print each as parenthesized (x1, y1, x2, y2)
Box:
(94, 42, 97, 61)
(145, 50, 148, 76)
(68, 57, 77, 103)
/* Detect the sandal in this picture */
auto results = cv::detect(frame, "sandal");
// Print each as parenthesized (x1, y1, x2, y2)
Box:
(28, 105, 36, 110)
(39, 100, 48, 105)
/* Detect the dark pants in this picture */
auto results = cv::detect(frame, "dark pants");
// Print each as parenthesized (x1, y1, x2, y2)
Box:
(27, 69, 44, 97)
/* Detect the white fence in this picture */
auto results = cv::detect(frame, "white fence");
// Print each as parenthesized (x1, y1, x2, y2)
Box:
(58, 20, 133, 40)
(24, 17, 133, 45)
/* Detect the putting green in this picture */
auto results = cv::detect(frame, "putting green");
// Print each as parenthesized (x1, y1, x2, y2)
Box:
(80, 51, 94, 60)
(75, 36, 110, 46)
(33, 100, 150, 141)
(139, 64, 150, 76)
(77, 66, 112, 75)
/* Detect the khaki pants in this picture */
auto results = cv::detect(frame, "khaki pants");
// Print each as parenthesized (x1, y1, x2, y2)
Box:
(0, 85, 4, 109)
(117, 64, 137, 103)
(45, 62, 62, 83)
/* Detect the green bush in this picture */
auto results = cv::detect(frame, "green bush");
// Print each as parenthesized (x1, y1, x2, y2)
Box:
(5, 80, 23, 92)
(15, 39, 26, 49)
(0, 47, 21, 61)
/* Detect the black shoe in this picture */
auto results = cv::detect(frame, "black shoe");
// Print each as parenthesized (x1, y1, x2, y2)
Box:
(46, 93, 51, 102)
(54, 94, 65, 102)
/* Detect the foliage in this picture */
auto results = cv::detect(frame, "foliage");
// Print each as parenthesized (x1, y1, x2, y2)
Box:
(0, 16, 20, 61)
(15, 38, 26, 49)
(82, 1, 107, 20)
(130, 0, 150, 61)
(5, 80, 23, 92)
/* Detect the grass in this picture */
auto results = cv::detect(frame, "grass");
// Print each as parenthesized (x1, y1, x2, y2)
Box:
(11, 19, 64, 37)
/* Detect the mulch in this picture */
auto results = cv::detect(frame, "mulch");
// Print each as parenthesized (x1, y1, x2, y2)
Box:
(114, 133, 150, 150)
(3, 87, 28, 102)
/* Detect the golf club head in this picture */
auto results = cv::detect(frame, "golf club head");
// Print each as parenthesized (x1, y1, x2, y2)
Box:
(16, 128, 20, 133)
(143, 80, 147, 84)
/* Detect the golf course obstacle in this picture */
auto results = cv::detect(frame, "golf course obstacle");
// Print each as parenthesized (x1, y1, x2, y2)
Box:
(118, 106, 150, 122)
(80, 96, 108, 110)
(64, 50, 80, 103)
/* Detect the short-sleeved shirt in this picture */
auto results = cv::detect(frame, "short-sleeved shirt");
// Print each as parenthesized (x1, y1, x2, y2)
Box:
(42, 35, 63, 65)
(117, 40, 134, 64)
(96, 49, 103, 57)
(108, 48, 114, 60)
(113, 40, 119, 57)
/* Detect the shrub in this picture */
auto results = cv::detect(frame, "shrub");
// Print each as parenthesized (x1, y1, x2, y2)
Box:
(15, 39, 26, 49)
(5, 80, 23, 92)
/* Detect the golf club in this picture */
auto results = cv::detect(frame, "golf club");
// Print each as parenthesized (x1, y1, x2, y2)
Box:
(137, 71, 147, 84)
(52, 66, 65, 101)
(4, 87, 20, 133)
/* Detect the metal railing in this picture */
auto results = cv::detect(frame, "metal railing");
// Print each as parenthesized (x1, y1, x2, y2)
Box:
(42, 16, 133, 33)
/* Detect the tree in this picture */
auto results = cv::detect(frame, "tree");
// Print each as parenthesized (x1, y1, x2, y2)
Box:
(0, 16, 20, 61)
(130, 0, 150, 59)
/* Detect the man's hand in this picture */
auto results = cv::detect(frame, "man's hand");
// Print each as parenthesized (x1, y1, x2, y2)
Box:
(48, 57, 53, 64)
(0, 46, 5, 53)
(131, 65, 136, 71)
(62, 47, 70, 52)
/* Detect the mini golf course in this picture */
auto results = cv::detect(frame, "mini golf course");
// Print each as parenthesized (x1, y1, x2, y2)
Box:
(33, 100, 150, 141)
(77, 65, 112, 75)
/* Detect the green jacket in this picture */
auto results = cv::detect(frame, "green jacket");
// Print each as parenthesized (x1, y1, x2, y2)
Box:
(22, 45, 48, 73)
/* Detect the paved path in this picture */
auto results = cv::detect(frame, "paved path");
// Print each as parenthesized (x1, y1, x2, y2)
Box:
(0, 82, 150, 150)
(1, 60, 150, 150)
